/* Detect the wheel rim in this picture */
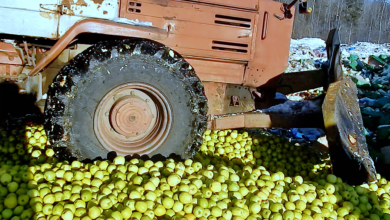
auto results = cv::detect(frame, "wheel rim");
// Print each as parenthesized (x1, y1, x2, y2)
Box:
(94, 83, 172, 155)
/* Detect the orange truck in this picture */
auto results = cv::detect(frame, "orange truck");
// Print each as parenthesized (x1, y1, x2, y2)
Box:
(1, 0, 375, 182)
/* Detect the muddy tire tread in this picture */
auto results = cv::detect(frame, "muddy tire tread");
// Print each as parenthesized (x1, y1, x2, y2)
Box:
(44, 39, 208, 161)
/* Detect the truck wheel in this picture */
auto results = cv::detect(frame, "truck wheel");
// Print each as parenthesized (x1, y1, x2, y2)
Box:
(44, 39, 208, 160)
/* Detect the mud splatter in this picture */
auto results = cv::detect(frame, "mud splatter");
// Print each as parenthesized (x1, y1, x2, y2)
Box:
(93, 0, 104, 4)
(39, 12, 53, 19)
(61, 0, 75, 15)
(75, 0, 88, 6)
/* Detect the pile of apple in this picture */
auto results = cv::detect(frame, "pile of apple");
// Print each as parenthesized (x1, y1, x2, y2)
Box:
(1, 126, 390, 220)
(199, 130, 326, 178)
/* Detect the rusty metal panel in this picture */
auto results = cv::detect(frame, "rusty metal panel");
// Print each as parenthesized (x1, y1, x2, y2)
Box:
(245, 113, 272, 127)
(207, 111, 324, 130)
(0, 42, 23, 65)
(185, 58, 245, 84)
(58, 0, 119, 36)
(59, 0, 118, 18)
(0, 65, 23, 79)
(243, 1, 295, 87)
(276, 70, 327, 95)
(244, 112, 324, 128)
(203, 82, 255, 116)
(212, 115, 245, 130)
(121, 0, 256, 29)
(203, 82, 227, 115)
(183, 0, 259, 11)
(140, 0, 260, 11)
(0, 0, 59, 11)
(119, 0, 254, 61)
(0, 7, 60, 39)
(323, 77, 376, 184)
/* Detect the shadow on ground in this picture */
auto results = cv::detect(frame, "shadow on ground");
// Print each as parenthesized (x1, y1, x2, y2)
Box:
(0, 82, 44, 130)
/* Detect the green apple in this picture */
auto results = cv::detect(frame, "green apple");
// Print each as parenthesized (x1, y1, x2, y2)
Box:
(13, 206, 24, 216)
(18, 195, 29, 206)
(4, 195, 18, 209)
(42, 204, 53, 215)
(44, 170, 56, 182)
(39, 188, 51, 198)
(9, 170, 17, 177)
(81, 190, 92, 202)
(8, 146, 16, 153)
(326, 174, 337, 183)
(88, 206, 101, 219)
(19, 183, 27, 189)
(61, 209, 74, 220)
(350, 196, 360, 206)
(7, 182, 19, 193)
(74, 208, 86, 217)
(1, 173, 12, 185)
(2, 209, 13, 219)
(43, 194, 55, 204)
(20, 165, 28, 172)
(12, 174, 21, 183)
(54, 170, 65, 179)
(16, 188, 28, 196)
(0, 186, 8, 197)
(121, 207, 132, 219)
(20, 209, 33, 220)
(100, 198, 113, 209)
(17, 149, 25, 156)
(114, 156, 125, 165)
(341, 191, 351, 200)
(74, 171, 84, 181)
(52, 204, 64, 216)
(21, 173, 30, 183)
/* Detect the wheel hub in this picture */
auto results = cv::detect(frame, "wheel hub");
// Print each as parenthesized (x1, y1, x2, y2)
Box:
(94, 83, 172, 155)
(110, 91, 156, 139)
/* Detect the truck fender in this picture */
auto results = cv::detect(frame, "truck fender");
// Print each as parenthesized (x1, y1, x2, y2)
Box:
(28, 19, 168, 77)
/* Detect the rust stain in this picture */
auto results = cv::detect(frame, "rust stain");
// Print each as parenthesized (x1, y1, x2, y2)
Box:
(39, 12, 53, 19)
(80, 10, 83, 14)
(163, 16, 176, 20)
(61, 0, 71, 8)
(75, 0, 88, 6)
(216, 86, 225, 97)
(93, 0, 104, 4)
(103, 11, 108, 14)
(61, 0, 75, 15)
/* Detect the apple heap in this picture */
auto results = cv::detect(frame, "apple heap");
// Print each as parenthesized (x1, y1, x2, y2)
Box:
(23, 125, 56, 166)
(199, 130, 325, 179)
(0, 161, 35, 220)
(2, 125, 390, 220)
(0, 129, 32, 166)
(200, 130, 255, 165)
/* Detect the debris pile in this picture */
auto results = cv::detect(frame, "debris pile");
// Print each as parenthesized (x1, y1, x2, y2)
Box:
(287, 38, 328, 73)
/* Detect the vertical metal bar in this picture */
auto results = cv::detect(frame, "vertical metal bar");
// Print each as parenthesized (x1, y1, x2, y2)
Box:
(261, 12, 269, 40)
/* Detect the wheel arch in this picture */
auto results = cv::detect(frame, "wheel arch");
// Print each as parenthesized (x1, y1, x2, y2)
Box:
(29, 19, 169, 78)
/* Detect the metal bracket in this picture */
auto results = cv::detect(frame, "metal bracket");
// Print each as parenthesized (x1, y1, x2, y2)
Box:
(230, 96, 240, 106)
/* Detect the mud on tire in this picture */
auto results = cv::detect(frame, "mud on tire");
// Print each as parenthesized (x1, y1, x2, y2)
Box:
(44, 39, 208, 161)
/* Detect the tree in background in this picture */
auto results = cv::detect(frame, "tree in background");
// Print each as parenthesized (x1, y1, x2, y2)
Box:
(275, 0, 390, 44)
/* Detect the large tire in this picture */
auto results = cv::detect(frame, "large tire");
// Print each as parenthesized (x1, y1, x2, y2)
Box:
(44, 39, 208, 161)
